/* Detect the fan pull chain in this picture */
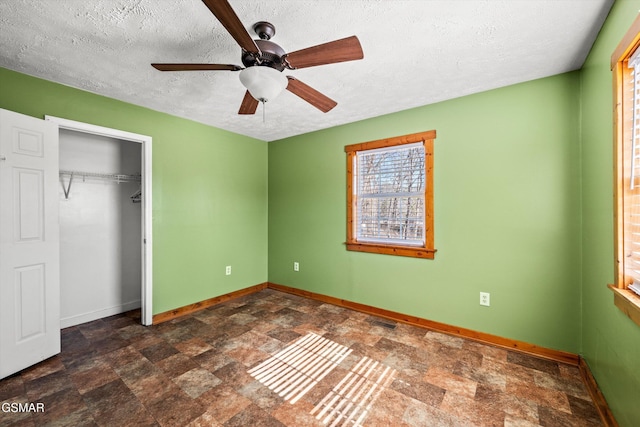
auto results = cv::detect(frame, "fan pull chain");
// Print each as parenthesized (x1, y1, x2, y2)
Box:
(262, 101, 266, 123)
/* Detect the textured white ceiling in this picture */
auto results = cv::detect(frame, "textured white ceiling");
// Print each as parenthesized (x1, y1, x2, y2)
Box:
(0, 0, 613, 141)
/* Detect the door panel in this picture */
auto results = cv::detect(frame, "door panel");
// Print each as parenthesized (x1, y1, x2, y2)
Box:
(15, 264, 46, 341)
(0, 108, 60, 380)
(12, 127, 44, 157)
(14, 168, 44, 241)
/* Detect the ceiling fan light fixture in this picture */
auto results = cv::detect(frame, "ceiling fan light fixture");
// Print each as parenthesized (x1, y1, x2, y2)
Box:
(239, 66, 288, 103)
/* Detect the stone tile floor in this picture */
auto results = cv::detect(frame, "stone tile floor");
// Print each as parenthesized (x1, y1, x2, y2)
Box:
(0, 289, 602, 426)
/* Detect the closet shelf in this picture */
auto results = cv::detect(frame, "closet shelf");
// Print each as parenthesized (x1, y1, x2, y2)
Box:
(59, 170, 141, 200)
(59, 170, 141, 182)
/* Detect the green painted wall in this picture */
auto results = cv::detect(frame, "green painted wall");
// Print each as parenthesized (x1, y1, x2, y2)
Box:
(0, 68, 269, 314)
(268, 72, 582, 353)
(580, 0, 640, 425)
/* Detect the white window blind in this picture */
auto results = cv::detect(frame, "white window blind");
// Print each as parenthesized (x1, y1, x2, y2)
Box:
(626, 47, 640, 295)
(355, 142, 425, 246)
(629, 48, 640, 190)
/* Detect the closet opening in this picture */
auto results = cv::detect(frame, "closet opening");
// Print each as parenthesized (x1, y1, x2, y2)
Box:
(46, 116, 153, 326)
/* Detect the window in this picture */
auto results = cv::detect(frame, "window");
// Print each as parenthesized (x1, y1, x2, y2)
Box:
(611, 14, 640, 326)
(345, 130, 436, 259)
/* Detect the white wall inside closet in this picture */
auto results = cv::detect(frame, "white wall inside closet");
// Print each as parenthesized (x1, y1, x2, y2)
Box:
(59, 129, 141, 328)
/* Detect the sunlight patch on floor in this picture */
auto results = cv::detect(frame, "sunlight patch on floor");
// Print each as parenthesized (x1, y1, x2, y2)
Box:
(311, 356, 397, 427)
(248, 333, 352, 404)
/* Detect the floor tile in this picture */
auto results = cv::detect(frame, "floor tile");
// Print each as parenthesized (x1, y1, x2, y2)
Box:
(173, 367, 222, 398)
(196, 384, 252, 423)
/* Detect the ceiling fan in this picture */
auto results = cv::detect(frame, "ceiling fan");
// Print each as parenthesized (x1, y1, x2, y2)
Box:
(151, 0, 364, 115)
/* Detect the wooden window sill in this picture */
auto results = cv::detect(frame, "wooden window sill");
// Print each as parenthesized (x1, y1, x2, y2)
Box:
(346, 242, 436, 259)
(608, 284, 640, 327)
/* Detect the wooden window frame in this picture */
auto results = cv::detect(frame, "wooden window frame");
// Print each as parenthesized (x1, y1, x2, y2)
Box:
(610, 14, 640, 327)
(345, 130, 436, 259)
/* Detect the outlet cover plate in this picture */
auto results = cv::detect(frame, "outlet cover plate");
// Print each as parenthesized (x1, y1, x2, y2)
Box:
(480, 292, 490, 306)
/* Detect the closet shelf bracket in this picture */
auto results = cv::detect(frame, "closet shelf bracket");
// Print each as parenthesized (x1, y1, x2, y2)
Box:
(62, 172, 74, 200)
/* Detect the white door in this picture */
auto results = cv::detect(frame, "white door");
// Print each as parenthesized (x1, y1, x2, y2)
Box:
(0, 109, 60, 379)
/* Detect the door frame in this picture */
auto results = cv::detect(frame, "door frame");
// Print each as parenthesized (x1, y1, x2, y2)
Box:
(45, 116, 153, 326)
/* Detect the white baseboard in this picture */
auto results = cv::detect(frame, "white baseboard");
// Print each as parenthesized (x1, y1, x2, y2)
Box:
(60, 300, 141, 329)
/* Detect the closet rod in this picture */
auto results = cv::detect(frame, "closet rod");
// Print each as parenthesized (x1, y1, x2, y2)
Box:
(59, 170, 141, 200)
(59, 170, 141, 182)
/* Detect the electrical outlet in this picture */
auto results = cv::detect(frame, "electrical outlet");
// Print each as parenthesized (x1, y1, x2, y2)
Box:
(225, 266, 231, 275)
(480, 292, 490, 307)
(293, 262, 299, 272)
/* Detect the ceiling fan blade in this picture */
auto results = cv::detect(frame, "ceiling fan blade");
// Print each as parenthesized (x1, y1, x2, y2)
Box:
(286, 77, 337, 113)
(238, 90, 259, 114)
(201, 0, 260, 54)
(284, 36, 363, 69)
(151, 63, 242, 71)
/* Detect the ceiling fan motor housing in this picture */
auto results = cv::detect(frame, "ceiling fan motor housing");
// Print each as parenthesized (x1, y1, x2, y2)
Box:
(242, 39, 286, 71)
